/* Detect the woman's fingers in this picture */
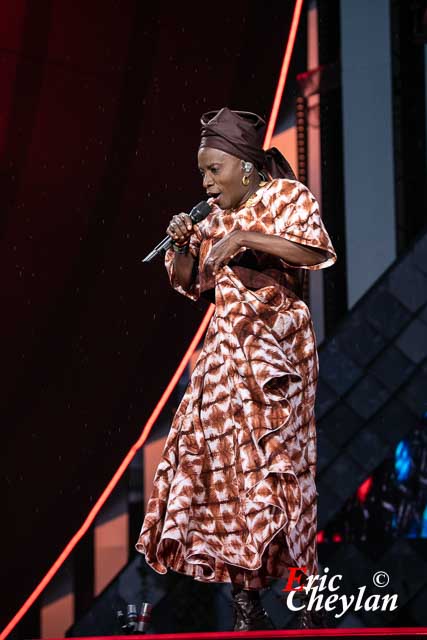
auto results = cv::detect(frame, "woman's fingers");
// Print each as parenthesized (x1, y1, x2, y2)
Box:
(173, 213, 192, 234)
(208, 253, 233, 275)
(167, 213, 193, 242)
(207, 256, 224, 276)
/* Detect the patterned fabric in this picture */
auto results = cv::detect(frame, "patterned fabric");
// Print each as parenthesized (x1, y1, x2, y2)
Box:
(136, 179, 337, 590)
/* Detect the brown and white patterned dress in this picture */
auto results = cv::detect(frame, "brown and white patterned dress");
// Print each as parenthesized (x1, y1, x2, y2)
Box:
(136, 178, 337, 590)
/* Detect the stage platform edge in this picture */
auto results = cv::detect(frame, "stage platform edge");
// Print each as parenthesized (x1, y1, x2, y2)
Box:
(41, 625, 427, 640)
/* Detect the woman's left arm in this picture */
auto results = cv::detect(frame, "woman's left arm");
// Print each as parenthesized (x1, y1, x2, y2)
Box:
(205, 229, 328, 275)
(237, 230, 329, 265)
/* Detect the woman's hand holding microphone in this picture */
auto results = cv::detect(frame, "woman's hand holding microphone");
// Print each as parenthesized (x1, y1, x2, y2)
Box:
(167, 213, 193, 251)
(166, 213, 195, 291)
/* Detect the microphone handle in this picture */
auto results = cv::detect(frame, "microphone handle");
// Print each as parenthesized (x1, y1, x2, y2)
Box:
(144, 235, 173, 261)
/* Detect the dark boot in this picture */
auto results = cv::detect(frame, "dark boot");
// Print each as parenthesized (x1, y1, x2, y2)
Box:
(294, 591, 328, 629)
(231, 585, 275, 631)
(297, 608, 328, 629)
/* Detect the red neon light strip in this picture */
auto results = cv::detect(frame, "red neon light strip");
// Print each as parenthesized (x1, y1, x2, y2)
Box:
(265, 0, 304, 148)
(33, 626, 427, 639)
(0, 3, 304, 638)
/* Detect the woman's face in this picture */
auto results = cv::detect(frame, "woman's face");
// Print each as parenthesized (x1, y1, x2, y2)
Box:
(197, 146, 256, 210)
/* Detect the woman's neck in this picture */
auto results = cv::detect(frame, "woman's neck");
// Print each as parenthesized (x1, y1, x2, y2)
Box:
(230, 178, 263, 212)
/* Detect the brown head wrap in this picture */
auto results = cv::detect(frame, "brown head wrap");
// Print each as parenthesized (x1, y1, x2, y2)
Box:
(199, 107, 297, 181)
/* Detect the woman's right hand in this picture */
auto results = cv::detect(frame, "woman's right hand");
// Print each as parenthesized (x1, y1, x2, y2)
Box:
(167, 213, 193, 245)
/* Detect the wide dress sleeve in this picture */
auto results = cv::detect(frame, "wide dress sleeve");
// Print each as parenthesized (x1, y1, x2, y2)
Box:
(269, 179, 337, 270)
(164, 224, 202, 301)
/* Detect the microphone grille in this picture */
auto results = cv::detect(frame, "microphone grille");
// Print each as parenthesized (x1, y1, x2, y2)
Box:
(190, 201, 212, 223)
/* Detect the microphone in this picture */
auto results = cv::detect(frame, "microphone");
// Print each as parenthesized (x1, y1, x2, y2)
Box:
(142, 200, 212, 263)
(137, 602, 153, 633)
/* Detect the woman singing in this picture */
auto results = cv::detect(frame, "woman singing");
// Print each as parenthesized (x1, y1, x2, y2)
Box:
(136, 107, 337, 631)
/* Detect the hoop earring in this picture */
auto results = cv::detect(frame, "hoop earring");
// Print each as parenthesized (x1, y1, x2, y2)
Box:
(242, 175, 250, 186)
